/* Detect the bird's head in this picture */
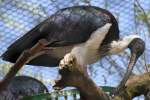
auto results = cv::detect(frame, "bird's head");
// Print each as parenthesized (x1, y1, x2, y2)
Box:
(109, 35, 145, 69)
(108, 35, 145, 92)
(127, 37, 145, 69)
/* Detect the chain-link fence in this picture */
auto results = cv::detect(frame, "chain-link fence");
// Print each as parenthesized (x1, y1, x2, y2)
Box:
(0, 0, 150, 99)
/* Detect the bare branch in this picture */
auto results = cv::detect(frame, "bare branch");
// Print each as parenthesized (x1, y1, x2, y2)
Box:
(54, 53, 150, 100)
(53, 53, 109, 100)
(0, 39, 49, 92)
(113, 72, 150, 100)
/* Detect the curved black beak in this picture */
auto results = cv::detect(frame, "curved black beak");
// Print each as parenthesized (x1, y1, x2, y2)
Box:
(127, 38, 145, 76)
(117, 38, 145, 90)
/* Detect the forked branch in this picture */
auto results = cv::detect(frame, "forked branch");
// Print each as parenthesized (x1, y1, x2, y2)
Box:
(54, 53, 150, 100)
(0, 39, 49, 92)
(53, 53, 109, 100)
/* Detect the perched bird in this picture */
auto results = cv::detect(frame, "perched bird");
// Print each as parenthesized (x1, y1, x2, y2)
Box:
(2, 6, 119, 66)
(2, 6, 145, 93)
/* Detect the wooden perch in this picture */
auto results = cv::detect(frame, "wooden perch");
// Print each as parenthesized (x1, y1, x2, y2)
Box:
(0, 37, 149, 100)
(53, 53, 109, 100)
(54, 53, 150, 100)
(113, 72, 150, 100)
(0, 39, 49, 92)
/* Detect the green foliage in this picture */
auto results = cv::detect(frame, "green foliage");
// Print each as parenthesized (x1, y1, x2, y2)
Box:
(0, 0, 5, 3)
(0, 63, 12, 77)
(80, 0, 91, 3)
(136, 10, 150, 22)
(134, 2, 150, 34)
(21, 86, 115, 100)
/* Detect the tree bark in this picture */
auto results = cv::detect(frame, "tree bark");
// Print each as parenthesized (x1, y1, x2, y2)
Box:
(0, 39, 49, 92)
(55, 54, 150, 100)
(113, 72, 150, 100)
(1, 38, 149, 100)
(54, 55, 109, 100)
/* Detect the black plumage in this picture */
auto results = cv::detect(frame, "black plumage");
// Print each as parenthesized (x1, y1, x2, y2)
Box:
(2, 6, 119, 66)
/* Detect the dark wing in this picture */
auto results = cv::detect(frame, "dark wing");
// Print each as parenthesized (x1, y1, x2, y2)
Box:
(2, 6, 119, 66)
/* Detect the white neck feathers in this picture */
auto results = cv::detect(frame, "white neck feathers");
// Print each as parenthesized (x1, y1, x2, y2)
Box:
(109, 35, 140, 54)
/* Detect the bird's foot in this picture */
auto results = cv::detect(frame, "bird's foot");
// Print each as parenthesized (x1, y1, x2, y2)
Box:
(59, 53, 76, 71)
(53, 53, 77, 90)
(53, 53, 87, 90)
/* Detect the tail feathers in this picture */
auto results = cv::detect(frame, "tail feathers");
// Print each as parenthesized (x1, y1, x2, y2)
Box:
(2, 19, 49, 63)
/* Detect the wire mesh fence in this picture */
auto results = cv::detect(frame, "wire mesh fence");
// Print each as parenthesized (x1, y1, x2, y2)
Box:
(0, 0, 150, 99)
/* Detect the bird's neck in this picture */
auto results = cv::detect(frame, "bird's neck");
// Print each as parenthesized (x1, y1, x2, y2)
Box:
(108, 35, 140, 54)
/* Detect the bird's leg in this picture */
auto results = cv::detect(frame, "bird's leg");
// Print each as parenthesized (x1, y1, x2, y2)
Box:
(0, 39, 49, 92)
(59, 53, 76, 70)
(53, 53, 109, 100)
(53, 53, 88, 89)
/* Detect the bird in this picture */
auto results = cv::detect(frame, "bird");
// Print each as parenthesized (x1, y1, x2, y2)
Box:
(0, 76, 48, 100)
(1, 6, 145, 93)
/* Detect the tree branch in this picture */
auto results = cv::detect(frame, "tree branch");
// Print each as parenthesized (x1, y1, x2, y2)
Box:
(1, 38, 149, 100)
(54, 53, 150, 100)
(53, 54, 109, 100)
(0, 39, 49, 92)
(113, 72, 150, 100)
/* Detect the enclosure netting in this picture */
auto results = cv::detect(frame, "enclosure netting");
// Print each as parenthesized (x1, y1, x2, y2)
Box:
(0, 0, 150, 97)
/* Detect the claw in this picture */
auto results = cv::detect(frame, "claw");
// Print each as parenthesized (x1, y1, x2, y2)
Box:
(59, 53, 75, 70)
